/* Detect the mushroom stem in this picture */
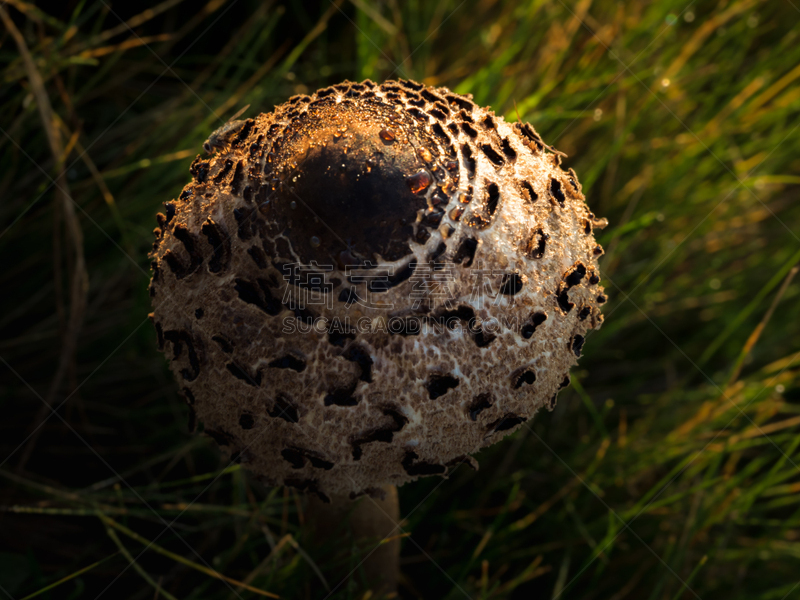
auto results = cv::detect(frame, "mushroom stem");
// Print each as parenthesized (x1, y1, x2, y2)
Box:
(306, 484, 400, 595)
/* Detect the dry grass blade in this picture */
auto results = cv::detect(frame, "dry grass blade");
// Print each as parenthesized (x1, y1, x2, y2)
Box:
(79, 34, 173, 59)
(98, 513, 281, 598)
(224, 534, 293, 600)
(86, 0, 186, 47)
(726, 265, 799, 386)
(0, 5, 89, 472)
(279, 0, 347, 75)
(105, 527, 180, 600)
(18, 553, 120, 600)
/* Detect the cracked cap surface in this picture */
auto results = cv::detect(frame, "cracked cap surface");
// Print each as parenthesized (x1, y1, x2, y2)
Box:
(148, 79, 607, 501)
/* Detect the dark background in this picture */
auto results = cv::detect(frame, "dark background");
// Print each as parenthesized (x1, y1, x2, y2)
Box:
(2, 1, 800, 598)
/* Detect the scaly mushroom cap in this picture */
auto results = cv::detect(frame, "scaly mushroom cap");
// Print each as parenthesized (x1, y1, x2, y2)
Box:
(149, 79, 607, 500)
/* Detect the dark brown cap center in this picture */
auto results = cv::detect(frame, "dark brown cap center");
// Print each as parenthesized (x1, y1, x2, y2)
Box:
(264, 99, 455, 264)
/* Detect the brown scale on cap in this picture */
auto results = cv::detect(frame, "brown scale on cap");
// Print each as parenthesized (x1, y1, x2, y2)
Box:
(149, 79, 608, 500)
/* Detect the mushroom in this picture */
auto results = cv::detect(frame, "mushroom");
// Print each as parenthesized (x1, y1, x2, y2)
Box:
(149, 78, 607, 592)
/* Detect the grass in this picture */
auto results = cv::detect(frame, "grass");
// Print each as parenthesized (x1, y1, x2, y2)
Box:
(1, 0, 799, 598)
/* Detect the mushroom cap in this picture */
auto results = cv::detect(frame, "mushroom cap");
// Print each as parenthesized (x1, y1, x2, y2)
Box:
(149, 79, 607, 500)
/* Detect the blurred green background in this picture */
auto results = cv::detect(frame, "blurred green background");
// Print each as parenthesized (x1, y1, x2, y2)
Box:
(1, 0, 800, 598)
